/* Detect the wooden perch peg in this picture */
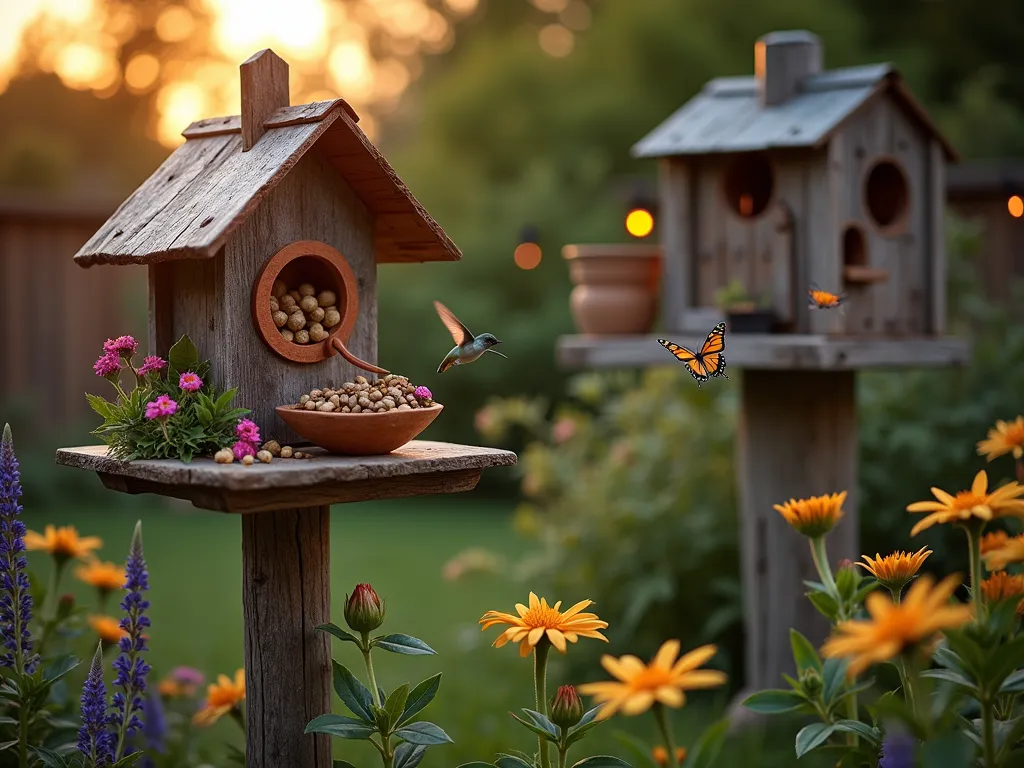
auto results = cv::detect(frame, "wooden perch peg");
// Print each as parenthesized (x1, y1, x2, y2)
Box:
(240, 49, 290, 151)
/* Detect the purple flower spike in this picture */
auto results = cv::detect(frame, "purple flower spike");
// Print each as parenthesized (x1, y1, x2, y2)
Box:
(78, 642, 115, 765)
(112, 521, 151, 756)
(879, 731, 917, 768)
(0, 425, 36, 674)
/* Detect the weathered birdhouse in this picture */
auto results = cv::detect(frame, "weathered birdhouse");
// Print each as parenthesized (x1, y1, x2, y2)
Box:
(634, 30, 959, 338)
(72, 49, 460, 442)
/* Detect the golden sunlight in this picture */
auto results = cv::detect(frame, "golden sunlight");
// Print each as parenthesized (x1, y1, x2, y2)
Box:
(1010, 195, 1024, 219)
(538, 24, 574, 58)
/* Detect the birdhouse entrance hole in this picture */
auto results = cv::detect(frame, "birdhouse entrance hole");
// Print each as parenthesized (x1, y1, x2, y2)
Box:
(251, 240, 359, 364)
(842, 224, 867, 267)
(864, 159, 909, 231)
(724, 153, 774, 219)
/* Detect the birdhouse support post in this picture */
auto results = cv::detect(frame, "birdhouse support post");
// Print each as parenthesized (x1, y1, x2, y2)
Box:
(242, 506, 332, 768)
(735, 369, 858, 695)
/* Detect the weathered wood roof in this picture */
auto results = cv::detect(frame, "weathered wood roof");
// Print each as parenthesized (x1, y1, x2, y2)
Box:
(632, 64, 958, 161)
(74, 99, 461, 267)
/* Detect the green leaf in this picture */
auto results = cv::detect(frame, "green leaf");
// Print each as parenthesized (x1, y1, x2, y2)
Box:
(686, 717, 729, 768)
(372, 634, 437, 655)
(456, 764, 497, 768)
(831, 720, 881, 745)
(168, 334, 200, 376)
(494, 757, 534, 768)
(565, 706, 606, 746)
(742, 689, 806, 714)
(795, 723, 836, 758)
(509, 711, 559, 742)
(835, 565, 860, 601)
(852, 579, 880, 604)
(32, 747, 72, 768)
(401, 673, 442, 726)
(196, 406, 213, 427)
(304, 713, 375, 739)
(807, 590, 840, 622)
(790, 629, 822, 674)
(215, 388, 238, 412)
(1000, 669, 1024, 694)
(384, 683, 411, 733)
(394, 743, 429, 768)
(393, 720, 453, 745)
(942, 630, 987, 680)
(331, 661, 374, 722)
(919, 728, 975, 768)
(86, 393, 115, 420)
(982, 634, 1024, 694)
(111, 753, 145, 767)
(921, 668, 979, 694)
(522, 709, 560, 738)
(822, 657, 848, 704)
(42, 655, 80, 685)
(612, 730, 661, 768)
(571, 758, 632, 768)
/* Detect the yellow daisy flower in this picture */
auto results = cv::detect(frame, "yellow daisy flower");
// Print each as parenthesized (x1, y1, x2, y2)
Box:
(578, 639, 727, 721)
(981, 571, 1024, 614)
(88, 615, 127, 646)
(856, 547, 931, 593)
(773, 492, 847, 538)
(194, 669, 245, 727)
(982, 534, 1024, 571)
(978, 416, 1024, 461)
(981, 530, 1012, 555)
(906, 470, 1024, 536)
(25, 525, 102, 563)
(479, 592, 608, 658)
(821, 575, 972, 677)
(76, 560, 126, 595)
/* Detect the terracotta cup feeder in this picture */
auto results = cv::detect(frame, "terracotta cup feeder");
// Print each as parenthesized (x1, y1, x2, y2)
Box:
(276, 403, 444, 455)
(251, 239, 388, 375)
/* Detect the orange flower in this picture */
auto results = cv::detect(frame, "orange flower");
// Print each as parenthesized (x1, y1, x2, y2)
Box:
(773, 492, 846, 538)
(981, 530, 1012, 555)
(194, 669, 245, 727)
(983, 534, 1024, 572)
(25, 525, 102, 563)
(480, 592, 608, 657)
(652, 745, 688, 766)
(981, 571, 1024, 614)
(76, 560, 126, 595)
(906, 471, 1024, 536)
(978, 417, 1024, 461)
(89, 615, 127, 646)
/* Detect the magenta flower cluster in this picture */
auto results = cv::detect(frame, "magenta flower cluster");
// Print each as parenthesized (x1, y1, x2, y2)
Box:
(93, 352, 121, 379)
(178, 372, 203, 392)
(138, 356, 166, 377)
(232, 419, 262, 460)
(144, 396, 178, 421)
(104, 336, 139, 358)
(414, 385, 433, 401)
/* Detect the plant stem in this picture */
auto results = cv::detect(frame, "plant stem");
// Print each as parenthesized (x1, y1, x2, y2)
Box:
(361, 632, 382, 708)
(534, 641, 552, 768)
(557, 748, 568, 768)
(653, 704, 680, 768)
(37, 558, 68, 657)
(982, 699, 997, 768)
(965, 523, 985, 623)
(230, 706, 246, 734)
(809, 537, 843, 618)
(17, 712, 27, 768)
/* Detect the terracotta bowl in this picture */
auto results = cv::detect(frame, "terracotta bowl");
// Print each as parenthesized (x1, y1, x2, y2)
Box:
(275, 404, 444, 455)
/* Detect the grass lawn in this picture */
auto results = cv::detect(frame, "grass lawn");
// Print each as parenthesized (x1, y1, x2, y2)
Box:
(23, 492, 824, 767)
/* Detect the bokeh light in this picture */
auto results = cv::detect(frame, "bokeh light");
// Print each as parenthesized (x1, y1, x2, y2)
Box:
(538, 24, 574, 58)
(124, 53, 160, 93)
(155, 6, 196, 43)
(532, 0, 570, 12)
(625, 208, 655, 238)
(1010, 195, 1024, 218)
(514, 242, 543, 270)
(560, 1, 591, 30)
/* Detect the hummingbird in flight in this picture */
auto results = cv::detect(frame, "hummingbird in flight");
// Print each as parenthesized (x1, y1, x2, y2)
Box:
(433, 300, 506, 373)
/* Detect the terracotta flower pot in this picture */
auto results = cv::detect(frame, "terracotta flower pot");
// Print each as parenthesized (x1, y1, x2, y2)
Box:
(563, 244, 661, 335)
(275, 404, 443, 455)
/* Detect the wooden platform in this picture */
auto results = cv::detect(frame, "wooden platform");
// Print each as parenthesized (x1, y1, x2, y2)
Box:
(56, 441, 517, 514)
(557, 333, 970, 370)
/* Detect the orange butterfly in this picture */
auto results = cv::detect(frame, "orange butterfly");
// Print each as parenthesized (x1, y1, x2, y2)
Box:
(657, 323, 728, 387)
(807, 284, 846, 313)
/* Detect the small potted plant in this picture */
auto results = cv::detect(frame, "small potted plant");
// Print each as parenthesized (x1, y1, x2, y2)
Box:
(714, 279, 777, 334)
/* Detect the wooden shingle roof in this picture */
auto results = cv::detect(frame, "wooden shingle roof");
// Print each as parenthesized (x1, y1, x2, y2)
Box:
(633, 64, 958, 162)
(74, 99, 460, 267)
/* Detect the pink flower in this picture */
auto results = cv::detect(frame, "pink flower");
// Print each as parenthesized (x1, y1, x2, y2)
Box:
(474, 406, 497, 435)
(138, 356, 167, 377)
(103, 335, 138, 358)
(413, 386, 433, 402)
(178, 372, 203, 392)
(170, 666, 205, 686)
(232, 441, 257, 461)
(144, 395, 178, 420)
(93, 352, 121, 378)
(551, 418, 577, 444)
(235, 419, 261, 445)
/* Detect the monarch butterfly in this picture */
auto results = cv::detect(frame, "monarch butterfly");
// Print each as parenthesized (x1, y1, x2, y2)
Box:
(808, 284, 847, 313)
(657, 323, 728, 387)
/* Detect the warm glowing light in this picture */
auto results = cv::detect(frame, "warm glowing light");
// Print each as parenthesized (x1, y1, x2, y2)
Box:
(560, 1, 591, 30)
(739, 194, 754, 217)
(625, 209, 655, 238)
(124, 53, 160, 92)
(54, 43, 117, 91)
(328, 41, 374, 100)
(155, 6, 196, 43)
(1010, 195, 1024, 219)
(208, 0, 329, 60)
(156, 81, 208, 147)
(532, 0, 570, 12)
(514, 242, 543, 270)
(444, 0, 479, 13)
(538, 24, 574, 58)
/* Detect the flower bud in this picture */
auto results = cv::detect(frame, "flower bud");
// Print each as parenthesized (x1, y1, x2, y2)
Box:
(344, 583, 385, 633)
(549, 685, 584, 729)
(799, 667, 822, 697)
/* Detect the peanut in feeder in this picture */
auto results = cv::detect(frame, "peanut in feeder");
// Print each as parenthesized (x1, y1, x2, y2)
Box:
(56, 48, 516, 768)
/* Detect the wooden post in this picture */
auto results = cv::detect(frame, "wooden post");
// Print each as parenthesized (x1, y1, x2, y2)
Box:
(240, 49, 290, 152)
(736, 369, 858, 694)
(242, 507, 332, 768)
(658, 158, 692, 334)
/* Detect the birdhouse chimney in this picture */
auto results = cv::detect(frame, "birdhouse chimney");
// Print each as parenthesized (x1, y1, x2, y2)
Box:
(240, 49, 290, 151)
(755, 30, 822, 107)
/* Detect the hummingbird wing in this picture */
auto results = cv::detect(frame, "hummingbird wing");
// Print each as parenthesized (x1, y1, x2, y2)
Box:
(434, 300, 474, 346)
(437, 347, 460, 374)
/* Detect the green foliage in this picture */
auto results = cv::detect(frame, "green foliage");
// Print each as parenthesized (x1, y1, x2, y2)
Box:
(87, 335, 250, 463)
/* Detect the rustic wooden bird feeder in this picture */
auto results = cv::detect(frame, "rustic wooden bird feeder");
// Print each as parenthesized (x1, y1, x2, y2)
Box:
(55, 49, 516, 767)
(557, 31, 970, 707)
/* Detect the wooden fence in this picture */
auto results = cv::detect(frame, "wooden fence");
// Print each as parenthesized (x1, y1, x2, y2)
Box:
(0, 198, 147, 437)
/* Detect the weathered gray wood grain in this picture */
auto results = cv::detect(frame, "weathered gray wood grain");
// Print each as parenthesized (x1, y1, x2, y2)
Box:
(656, 158, 692, 333)
(242, 506, 331, 768)
(240, 49, 290, 152)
